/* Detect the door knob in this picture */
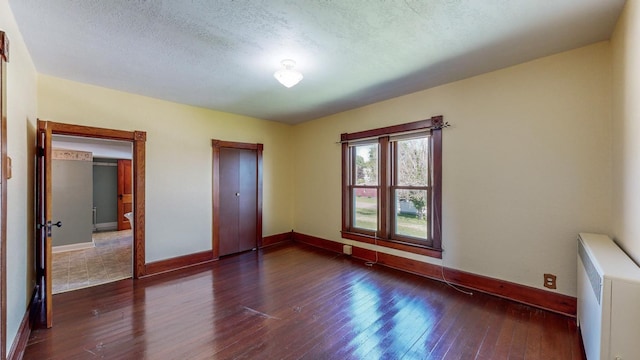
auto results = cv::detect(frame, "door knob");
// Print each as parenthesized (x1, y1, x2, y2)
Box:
(37, 220, 62, 237)
(235, 192, 240, 197)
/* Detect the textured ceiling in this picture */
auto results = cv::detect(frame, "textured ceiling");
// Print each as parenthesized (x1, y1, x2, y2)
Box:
(9, 0, 625, 124)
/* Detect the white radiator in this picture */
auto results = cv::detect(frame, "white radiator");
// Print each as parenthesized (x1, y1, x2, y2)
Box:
(577, 233, 640, 360)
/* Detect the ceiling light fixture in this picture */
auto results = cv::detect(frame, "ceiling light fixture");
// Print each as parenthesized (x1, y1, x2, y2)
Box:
(274, 59, 303, 88)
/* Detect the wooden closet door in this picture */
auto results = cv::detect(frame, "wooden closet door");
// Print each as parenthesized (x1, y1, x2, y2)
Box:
(218, 148, 240, 256)
(238, 149, 257, 252)
(212, 140, 262, 259)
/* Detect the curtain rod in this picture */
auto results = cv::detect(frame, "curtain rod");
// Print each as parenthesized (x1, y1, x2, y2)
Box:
(336, 120, 451, 144)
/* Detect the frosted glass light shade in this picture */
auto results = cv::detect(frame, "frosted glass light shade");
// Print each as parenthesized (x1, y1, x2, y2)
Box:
(274, 59, 303, 88)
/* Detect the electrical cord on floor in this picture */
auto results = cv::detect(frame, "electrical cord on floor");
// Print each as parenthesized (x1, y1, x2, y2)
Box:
(364, 232, 379, 267)
(433, 206, 472, 295)
(440, 256, 473, 296)
(353, 225, 471, 296)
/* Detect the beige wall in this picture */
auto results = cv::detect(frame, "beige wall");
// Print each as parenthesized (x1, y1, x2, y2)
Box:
(292, 42, 612, 296)
(612, 0, 640, 264)
(38, 75, 293, 262)
(2, 0, 38, 353)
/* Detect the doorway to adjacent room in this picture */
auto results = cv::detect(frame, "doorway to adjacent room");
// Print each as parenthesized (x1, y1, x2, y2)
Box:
(35, 120, 146, 328)
(49, 136, 134, 294)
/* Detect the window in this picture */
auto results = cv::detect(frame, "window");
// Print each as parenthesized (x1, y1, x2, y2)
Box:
(341, 116, 443, 258)
(392, 135, 430, 242)
(351, 142, 378, 233)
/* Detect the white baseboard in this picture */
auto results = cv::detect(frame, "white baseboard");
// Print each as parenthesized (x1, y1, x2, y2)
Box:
(53, 241, 95, 253)
(95, 222, 118, 231)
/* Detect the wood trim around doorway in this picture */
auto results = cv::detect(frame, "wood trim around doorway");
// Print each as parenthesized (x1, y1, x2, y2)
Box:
(211, 140, 263, 259)
(37, 120, 147, 278)
(0, 30, 8, 360)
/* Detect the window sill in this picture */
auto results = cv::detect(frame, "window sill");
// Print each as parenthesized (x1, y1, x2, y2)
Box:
(341, 231, 443, 259)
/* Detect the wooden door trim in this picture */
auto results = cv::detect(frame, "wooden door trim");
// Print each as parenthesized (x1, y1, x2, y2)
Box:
(211, 140, 263, 259)
(36, 121, 53, 328)
(0, 30, 8, 360)
(256, 146, 263, 248)
(37, 120, 147, 279)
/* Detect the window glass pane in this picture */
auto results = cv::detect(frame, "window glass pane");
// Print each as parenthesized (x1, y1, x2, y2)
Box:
(353, 188, 378, 231)
(395, 189, 428, 239)
(397, 137, 428, 186)
(354, 143, 378, 185)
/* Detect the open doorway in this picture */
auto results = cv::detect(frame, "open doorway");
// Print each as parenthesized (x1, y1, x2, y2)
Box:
(50, 135, 133, 293)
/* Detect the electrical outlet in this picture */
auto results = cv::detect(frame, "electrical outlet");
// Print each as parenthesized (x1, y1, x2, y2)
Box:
(544, 273, 557, 289)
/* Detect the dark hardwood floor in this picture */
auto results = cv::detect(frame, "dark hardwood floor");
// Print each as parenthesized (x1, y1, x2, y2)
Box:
(23, 243, 585, 359)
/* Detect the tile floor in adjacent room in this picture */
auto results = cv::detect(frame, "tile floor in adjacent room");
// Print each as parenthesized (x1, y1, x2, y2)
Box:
(52, 230, 133, 294)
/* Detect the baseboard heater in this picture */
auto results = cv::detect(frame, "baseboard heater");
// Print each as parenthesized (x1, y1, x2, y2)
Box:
(577, 233, 640, 360)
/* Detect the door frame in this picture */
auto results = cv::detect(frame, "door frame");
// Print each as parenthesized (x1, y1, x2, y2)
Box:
(211, 140, 263, 259)
(0, 30, 8, 360)
(36, 120, 146, 328)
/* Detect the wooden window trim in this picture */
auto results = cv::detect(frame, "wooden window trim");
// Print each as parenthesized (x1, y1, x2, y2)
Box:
(341, 115, 443, 259)
(379, 136, 390, 240)
(340, 116, 442, 142)
(432, 128, 443, 251)
(341, 231, 443, 258)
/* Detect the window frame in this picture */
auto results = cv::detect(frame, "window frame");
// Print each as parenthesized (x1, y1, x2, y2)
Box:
(389, 133, 432, 245)
(341, 116, 443, 258)
(348, 140, 380, 236)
